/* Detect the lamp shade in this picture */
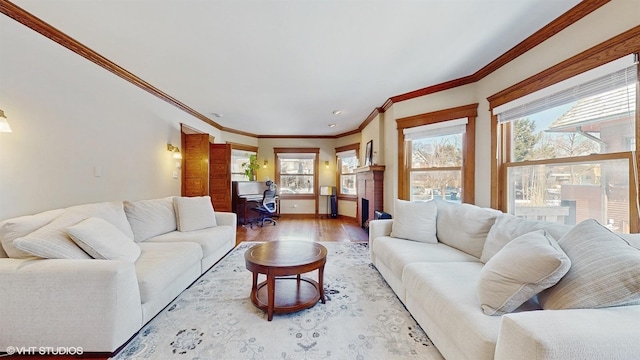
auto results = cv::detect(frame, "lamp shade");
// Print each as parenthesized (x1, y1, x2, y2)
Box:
(0, 110, 12, 133)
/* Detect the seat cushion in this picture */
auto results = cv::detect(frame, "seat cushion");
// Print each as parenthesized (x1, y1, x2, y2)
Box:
(146, 225, 235, 261)
(135, 242, 203, 304)
(403, 262, 540, 360)
(372, 236, 479, 280)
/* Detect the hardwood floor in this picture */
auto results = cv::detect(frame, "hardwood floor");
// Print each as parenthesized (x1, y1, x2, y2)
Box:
(235, 215, 369, 244)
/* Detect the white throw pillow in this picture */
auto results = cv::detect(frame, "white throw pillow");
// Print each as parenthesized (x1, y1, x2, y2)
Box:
(67, 217, 141, 262)
(539, 219, 640, 310)
(124, 197, 177, 242)
(390, 199, 437, 243)
(173, 196, 217, 232)
(481, 213, 572, 263)
(65, 201, 135, 240)
(478, 230, 571, 316)
(435, 199, 501, 258)
(13, 211, 91, 259)
(0, 209, 64, 258)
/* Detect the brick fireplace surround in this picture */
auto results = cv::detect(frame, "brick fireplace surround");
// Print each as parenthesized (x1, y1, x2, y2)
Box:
(355, 165, 385, 229)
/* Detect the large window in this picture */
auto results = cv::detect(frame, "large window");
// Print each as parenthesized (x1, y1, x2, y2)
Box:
(335, 144, 359, 197)
(397, 104, 477, 203)
(492, 54, 638, 232)
(274, 148, 319, 198)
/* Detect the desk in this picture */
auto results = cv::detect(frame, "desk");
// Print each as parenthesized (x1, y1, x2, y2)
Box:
(232, 181, 280, 225)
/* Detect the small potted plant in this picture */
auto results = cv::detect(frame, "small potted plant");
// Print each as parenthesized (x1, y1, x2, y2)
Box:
(242, 154, 260, 181)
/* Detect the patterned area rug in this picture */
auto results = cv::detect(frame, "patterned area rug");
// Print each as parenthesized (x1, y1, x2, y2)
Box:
(112, 242, 443, 360)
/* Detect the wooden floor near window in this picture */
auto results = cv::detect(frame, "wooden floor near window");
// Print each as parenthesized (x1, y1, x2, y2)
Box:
(236, 216, 368, 244)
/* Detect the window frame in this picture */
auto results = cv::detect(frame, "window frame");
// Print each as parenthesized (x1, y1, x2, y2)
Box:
(335, 143, 360, 200)
(273, 147, 319, 201)
(397, 104, 477, 203)
(488, 33, 640, 232)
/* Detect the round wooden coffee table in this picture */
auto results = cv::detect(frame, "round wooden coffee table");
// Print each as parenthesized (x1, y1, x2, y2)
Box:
(244, 241, 327, 321)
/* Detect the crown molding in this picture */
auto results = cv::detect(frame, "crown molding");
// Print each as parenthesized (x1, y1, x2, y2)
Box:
(1, 0, 610, 139)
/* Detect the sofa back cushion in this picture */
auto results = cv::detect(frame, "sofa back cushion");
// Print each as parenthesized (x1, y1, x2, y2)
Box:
(65, 201, 134, 240)
(435, 200, 501, 259)
(390, 199, 437, 243)
(0, 209, 64, 258)
(124, 197, 177, 242)
(481, 213, 572, 263)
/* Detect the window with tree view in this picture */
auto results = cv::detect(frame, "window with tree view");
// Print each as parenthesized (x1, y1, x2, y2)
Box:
(405, 119, 467, 202)
(276, 151, 317, 195)
(496, 55, 638, 232)
(336, 147, 358, 196)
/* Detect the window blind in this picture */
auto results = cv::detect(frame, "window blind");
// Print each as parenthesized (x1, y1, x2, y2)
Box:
(495, 54, 638, 123)
(277, 153, 316, 159)
(403, 118, 468, 141)
(336, 149, 357, 158)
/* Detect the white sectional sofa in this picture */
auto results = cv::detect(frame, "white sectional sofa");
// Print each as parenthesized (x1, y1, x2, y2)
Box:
(370, 199, 640, 360)
(0, 196, 236, 353)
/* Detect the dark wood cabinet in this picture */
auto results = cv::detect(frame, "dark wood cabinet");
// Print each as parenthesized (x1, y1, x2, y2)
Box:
(209, 143, 232, 212)
(181, 132, 232, 212)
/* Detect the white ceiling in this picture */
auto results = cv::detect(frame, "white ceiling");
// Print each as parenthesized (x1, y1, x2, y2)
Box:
(11, 0, 582, 136)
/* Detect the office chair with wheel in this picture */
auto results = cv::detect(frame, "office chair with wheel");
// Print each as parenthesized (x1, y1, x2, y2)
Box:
(252, 188, 277, 227)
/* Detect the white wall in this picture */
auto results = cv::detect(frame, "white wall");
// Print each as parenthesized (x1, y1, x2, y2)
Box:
(0, 16, 221, 219)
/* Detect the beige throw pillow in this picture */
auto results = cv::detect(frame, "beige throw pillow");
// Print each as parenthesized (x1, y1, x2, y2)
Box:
(390, 199, 437, 243)
(478, 230, 570, 315)
(174, 196, 217, 232)
(539, 219, 640, 310)
(67, 217, 141, 262)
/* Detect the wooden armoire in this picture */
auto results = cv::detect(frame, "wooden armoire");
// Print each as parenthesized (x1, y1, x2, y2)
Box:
(181, 132, 232, 212)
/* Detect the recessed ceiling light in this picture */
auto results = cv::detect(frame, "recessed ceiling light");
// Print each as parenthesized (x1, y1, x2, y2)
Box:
(211, 113, 223, 118)
(332, 110, 343, 115)
(328, 124, 336, 128)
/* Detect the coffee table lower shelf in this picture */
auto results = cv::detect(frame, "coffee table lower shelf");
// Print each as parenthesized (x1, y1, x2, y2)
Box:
(251, 277, 321, 317)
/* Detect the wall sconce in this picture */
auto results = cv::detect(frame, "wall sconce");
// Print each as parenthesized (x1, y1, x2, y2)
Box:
(0, 109, 13, 133)
(167, 144, 182, 159)
(325, 161, 330, 169)
(263, 160, 268, 168)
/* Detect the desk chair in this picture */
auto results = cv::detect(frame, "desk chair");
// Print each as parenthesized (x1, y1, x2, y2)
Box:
(251, 188, 277, 227)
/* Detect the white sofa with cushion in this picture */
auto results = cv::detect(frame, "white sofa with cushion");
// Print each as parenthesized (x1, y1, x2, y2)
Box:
(0, 195, 235, 353)
(370, 199, 640, 360)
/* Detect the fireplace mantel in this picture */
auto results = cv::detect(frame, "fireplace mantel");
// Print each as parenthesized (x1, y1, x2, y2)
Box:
(356, 165, 385, 229)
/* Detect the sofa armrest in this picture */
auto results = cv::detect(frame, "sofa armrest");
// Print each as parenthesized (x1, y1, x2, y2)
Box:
(0, 258, 142, 352)
(495, 307, 640, 360)
(368, 219, 393, 241)
(215, 211, 237, 228)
